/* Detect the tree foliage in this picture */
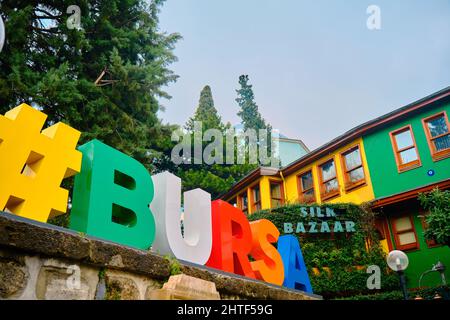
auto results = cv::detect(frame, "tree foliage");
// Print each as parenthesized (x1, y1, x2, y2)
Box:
(419, 188, 450, 247)
(0, 0, 180, 170)
(176, 85, 255, 198)
(236, 75, 270, 131)
(235, 74, 276, 166)
(185, 85, 224, 131)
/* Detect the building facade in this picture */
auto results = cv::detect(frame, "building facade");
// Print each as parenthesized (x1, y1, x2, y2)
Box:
(366, 94, 450, 288)
(219, 87, 450, 289)
(275, 136, 310, 167)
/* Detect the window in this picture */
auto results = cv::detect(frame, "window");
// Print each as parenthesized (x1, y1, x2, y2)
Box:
(238, 191, 248, 215)
(251, 184, 261, 213)
(229, 197, 237, 207)
(419, 213, 440, 248)
(390, 126, 421, 172)
(373, 218, 393, 251)
(391, 215, 419, 251)
(422, 111, 450, 161)
(374, 219, 387, 241)
(270, 181, 284, 208)
(297, 171, 316, 204)
(318, 158, 340, 200)
(340, 145, 366, 191)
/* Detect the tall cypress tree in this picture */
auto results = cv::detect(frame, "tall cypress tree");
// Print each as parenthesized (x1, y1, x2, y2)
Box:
(176, 85, 255, 198)
(236, 75, 271, 131)
(235, 75, 274, 166)
(185, 85, 224, 131)
(0, 0, 180, 170)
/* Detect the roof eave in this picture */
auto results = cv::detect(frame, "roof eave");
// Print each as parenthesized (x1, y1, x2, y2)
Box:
(282, 86, 450, 176)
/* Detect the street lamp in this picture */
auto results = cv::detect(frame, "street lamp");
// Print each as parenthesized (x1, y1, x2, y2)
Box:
(387, 250, 409, 300)
(416, 261, 447, 300)
(433, 261, 447, 286)
(419, 261, 447, 287)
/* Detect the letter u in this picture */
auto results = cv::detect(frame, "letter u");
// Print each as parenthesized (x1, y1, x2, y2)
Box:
(150, 171, 212, 265)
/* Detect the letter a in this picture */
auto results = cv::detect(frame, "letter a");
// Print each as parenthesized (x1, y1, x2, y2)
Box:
(70, 140, 155, 250)
(278, 235, 313, 293)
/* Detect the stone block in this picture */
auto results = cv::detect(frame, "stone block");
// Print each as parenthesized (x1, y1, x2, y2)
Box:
(105, 275, 140, 300)
(146, 274, 221, 300)
(103, 269, 164, 300)
(0, 214, 90, 260)
(89, 240, 171, 279)
(35, 259, 99, 300)
(0, 259, 27, 298)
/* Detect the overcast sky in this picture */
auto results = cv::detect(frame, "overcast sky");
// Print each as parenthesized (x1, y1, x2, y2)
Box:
(158, 0, 450, 150)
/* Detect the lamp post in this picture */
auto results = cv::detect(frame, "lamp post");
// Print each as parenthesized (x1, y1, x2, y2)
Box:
(417, 261, 447, 299)
(387, 250, 409, 300)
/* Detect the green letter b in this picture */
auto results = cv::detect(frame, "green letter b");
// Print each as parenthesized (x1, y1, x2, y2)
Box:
(70, 140, 155, 249)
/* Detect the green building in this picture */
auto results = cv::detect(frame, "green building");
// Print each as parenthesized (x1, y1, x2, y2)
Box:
(364, 87, 450, 288)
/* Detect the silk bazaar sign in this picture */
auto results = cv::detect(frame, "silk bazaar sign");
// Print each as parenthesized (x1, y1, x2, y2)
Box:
(283, 207, 357, 234)
(0, 104, 313, 293)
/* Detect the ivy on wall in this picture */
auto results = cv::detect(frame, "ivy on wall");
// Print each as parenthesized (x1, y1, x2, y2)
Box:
(249, 203, 400, 299)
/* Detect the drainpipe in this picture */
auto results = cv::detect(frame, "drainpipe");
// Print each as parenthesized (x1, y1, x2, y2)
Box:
(279, 170, 288, 204)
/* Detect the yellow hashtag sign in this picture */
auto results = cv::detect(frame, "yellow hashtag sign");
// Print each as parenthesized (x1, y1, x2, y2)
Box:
(0, 104, 82, 222)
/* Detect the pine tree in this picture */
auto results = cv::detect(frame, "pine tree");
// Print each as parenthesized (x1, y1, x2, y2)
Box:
(0, 0, 180, 170)
(235, 75, 275, 166)
(175, 85, 255, 198)
(236, 75, 271, 131)
(185, 85, 224, 131)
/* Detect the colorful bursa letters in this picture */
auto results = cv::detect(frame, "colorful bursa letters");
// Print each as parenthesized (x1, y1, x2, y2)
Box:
(0, 105, 312, 293)
(70, 139, 312, 292)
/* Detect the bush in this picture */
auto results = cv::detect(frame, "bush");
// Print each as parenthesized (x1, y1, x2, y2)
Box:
(409, 285, 450, 300)
(338, 285, 450, 300)
(249, 203, 399, 299)
(419, 188, 450, 247)
(336, 290, 403, 300)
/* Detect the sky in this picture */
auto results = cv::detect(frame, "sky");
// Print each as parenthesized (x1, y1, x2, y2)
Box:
(157, 0, 450, 150)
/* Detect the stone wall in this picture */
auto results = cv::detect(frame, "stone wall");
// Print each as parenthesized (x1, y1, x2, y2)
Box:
(0, 212, 321, 300)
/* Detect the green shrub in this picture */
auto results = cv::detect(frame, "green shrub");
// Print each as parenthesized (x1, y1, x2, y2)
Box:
(164, 255, 182, 276)
(338, 285, 450, 300)
(249, 202, 399, 299)
(409, 285, 450, 300)
(419, 188, 450, 247)
(336, 290, 403, 300)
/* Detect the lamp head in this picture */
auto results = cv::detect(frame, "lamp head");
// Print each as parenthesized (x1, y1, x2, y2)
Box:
(387, 250, 409, 272)
(432, 261, 445, 273)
